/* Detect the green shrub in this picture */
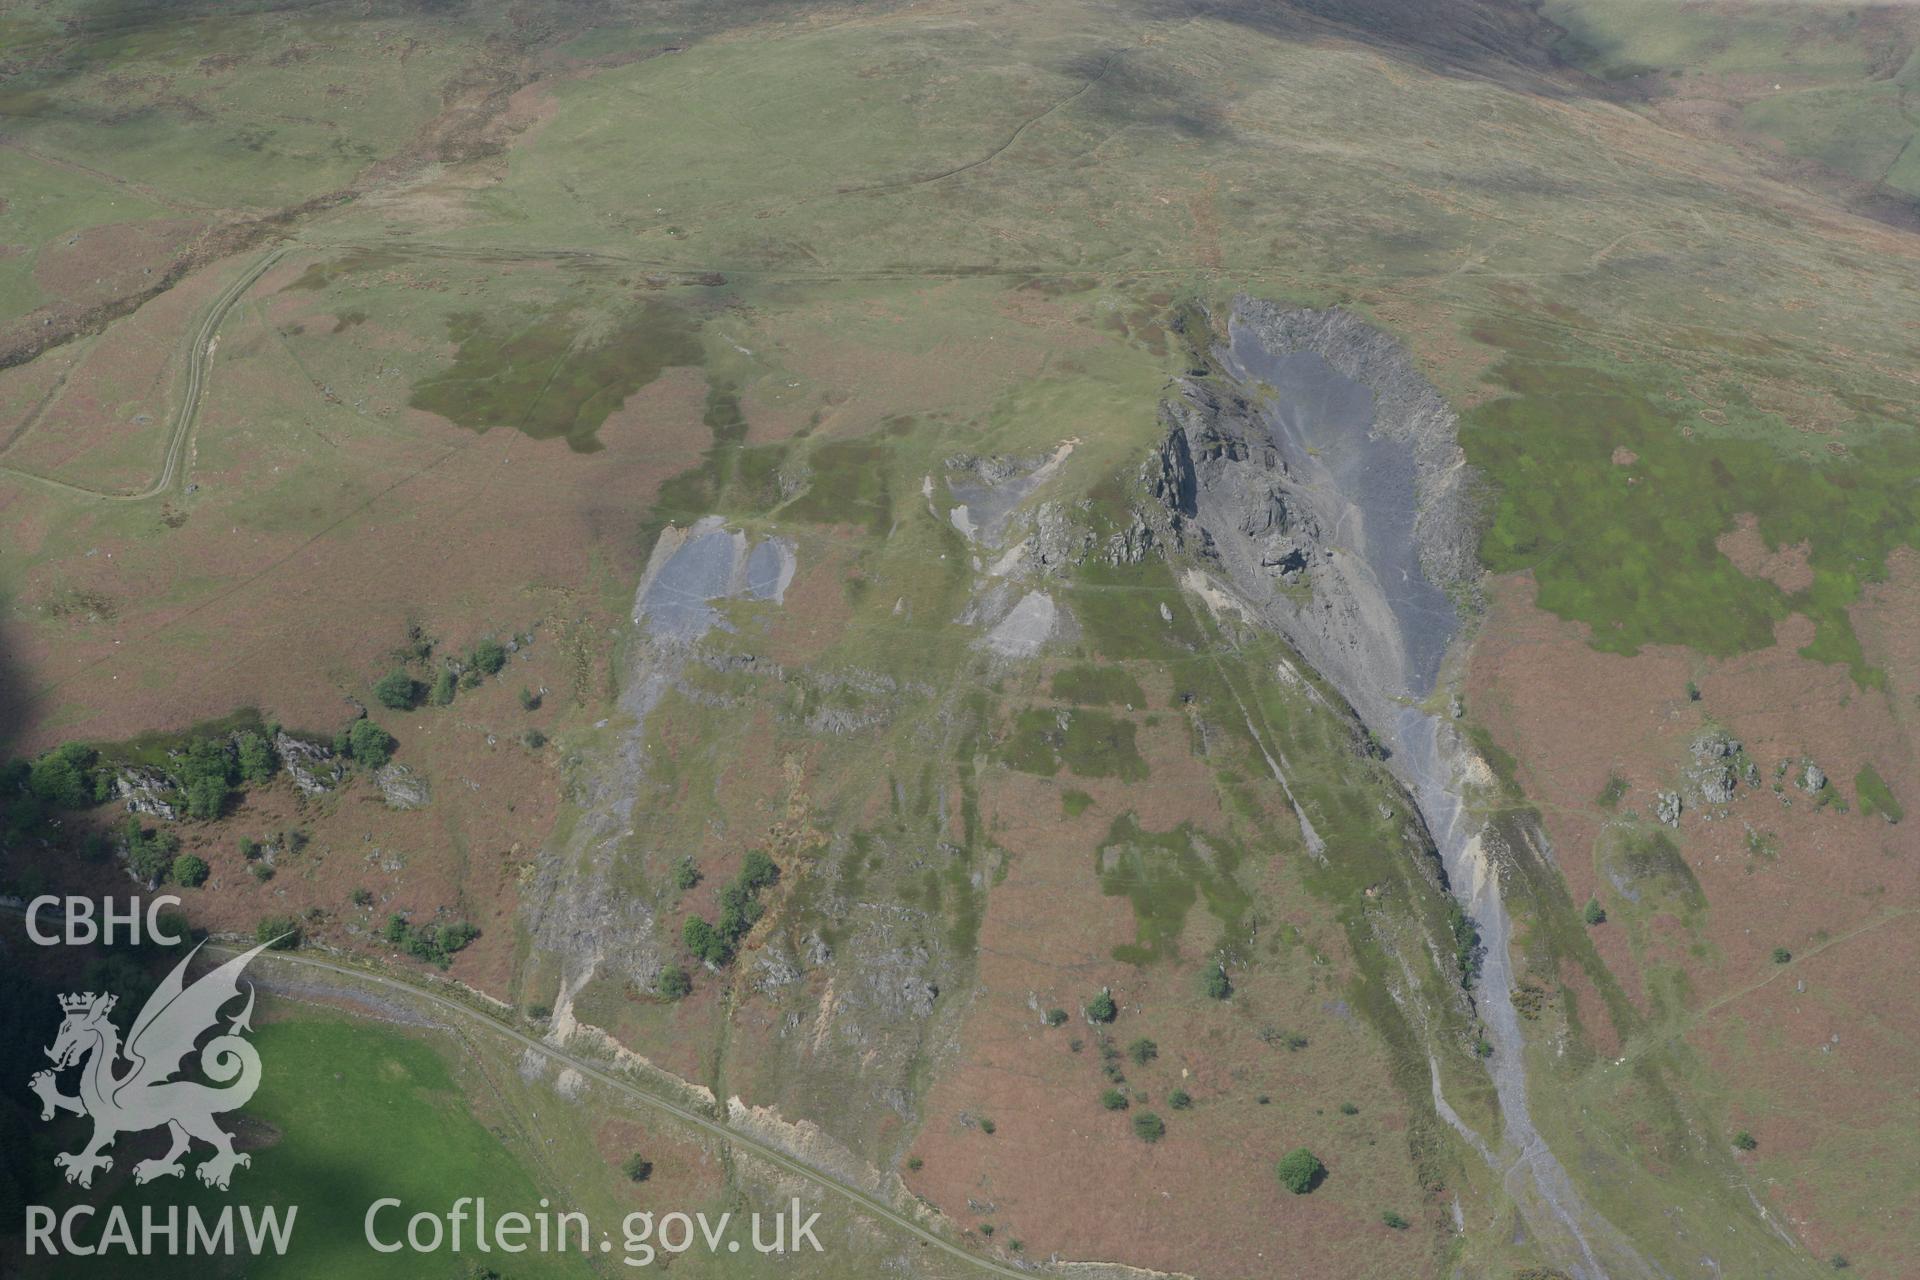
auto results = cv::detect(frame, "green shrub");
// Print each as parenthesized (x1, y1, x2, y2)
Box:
(1128, 1037, 1158, 1066)
(621, 1154, 653, 1183)
(235, 731, 277, 784)
(738, 849, 779, 890)
(1475, 1037, 1494, 1058)
(1770, 946, 1792, 964)
(673, 856, 701, 891)
(1382, 1210, 1409, 1230)
(256, 916, 301, 949)
(657, 964, 692, 1000)
(374, 669, 419, 711)
(1733, 1130, 1758, 1151)
(1044, 1008, 1068, 1027)
(346, 719, 395, 768)
(123, 820, 182, 883)
(1338, 1101, 1359, 1116)
(470, 639, 507, 675)
(906, 1156, 923, 1172)
(518, 687, 541, 711)
(1277, 1148, 1325, 1194)
(977, 1117, 995, 1135)
(27, 743, 98, 809)
(1203, 966, 1232, 1000)
(171, 854, 209, 887)
(684, 916, 729, 966)
(1168, 1089, 1193, 1110)
(381, 913, 480, 968)
(250, 863, 275, 882)
(429, 669, 457, 707)
(1583, 898, 1607, 926)
(1100, 1088, 1129, 1112)
(1131, 1112, 1165, 1143)
(351, 887, 374, 907)
(1087, 990, 1117, 1023)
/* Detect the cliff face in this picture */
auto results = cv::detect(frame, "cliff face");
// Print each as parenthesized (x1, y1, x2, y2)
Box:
(1151, 300, 1481, 734)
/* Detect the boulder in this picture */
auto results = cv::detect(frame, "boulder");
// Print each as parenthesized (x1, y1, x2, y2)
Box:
(375, 763, 431, 811)
(1655, 790, 1683, 827)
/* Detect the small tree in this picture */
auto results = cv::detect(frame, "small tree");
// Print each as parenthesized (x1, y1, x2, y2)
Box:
(518, 687, 541, 711)
(657, 964, 692, 1000)
(1583, 898, 1606, 926)
(1128, 1037, 1158, 1066)
(1168, 1089, 1193, 1110)
(684, 916, 728, 966)
(1203, 966, 1232, 1000)
(171, 854, 209, 888)
(621, 1154, 653, 1183)
(1044, 1008, 1068, 1027)
(256, 916, 301, 950)
(1733, 1130, 1758, 1151)
(236, 731, 277, 784)
(347, 720, 395, 768)
(1100, 1088, 1129, 1112)
(470, 639, 507, 675)
(1382, 1210, 1409, 1230)
(1338, 1101, 1359, 1116)
(1770, 946, 1792, 964)
(673, 856, 701, 891)
(1277, 1147, 1325, 1194)
(1087, 990, 1117, 1023)
(1131, 1112, 1165, 1143)
(978, 1117, 996, 1135)
(429, 669, 457, 707)
(374, 669, 419, 711)
(738, 849, 779, 890)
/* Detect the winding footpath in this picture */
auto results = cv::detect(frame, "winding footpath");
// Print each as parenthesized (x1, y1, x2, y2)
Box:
(0, 244, 288, 501)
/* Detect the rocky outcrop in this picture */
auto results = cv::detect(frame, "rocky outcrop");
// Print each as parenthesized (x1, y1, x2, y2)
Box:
(375, 762, 431, 810)
(276, 731, 343, 795)
(1688, 731, 1741, 806)
(1655, 790, 1684, 827)
(112, 767, 177, 820)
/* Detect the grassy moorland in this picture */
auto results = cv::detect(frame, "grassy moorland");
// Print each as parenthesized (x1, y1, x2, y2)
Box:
(2, 1, 1917, 1277)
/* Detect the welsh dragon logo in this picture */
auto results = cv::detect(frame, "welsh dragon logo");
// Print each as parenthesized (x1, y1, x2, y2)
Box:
(29, 941, 272, 1191)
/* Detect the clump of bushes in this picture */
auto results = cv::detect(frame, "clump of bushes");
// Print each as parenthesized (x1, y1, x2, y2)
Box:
(1100, 1088, 1129, 1112)
(1131, 1112, 1164, 1143)
(1382, 1210, 1409, 1230)
(1203, 966, 1232, 1000)
(123, 819, 182, 883)
(657, 964, 692, 1000)
(256, 916, 302, 949)
(1168, 1089, 1192, 1110)
(1128, 1037, 1158, 1066)
(681, 851, 780, 967)
(1044, 1008, 1068, 1027)
(1086, 990, 1117, 1023)
(382, 913, 480, 968)
(1733, 1130, 1758, 1152)
(1583, 898, 1606, 926)
(621, 1154, 653, 1183)
(171, 854, 210, 888)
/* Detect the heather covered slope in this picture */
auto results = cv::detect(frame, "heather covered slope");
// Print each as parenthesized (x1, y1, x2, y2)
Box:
(2, 2, 1916, 1277)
